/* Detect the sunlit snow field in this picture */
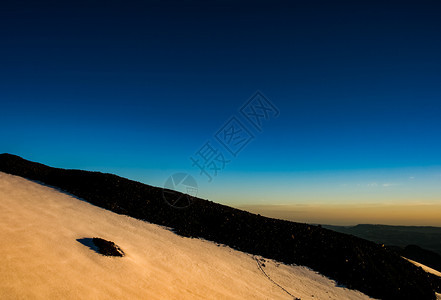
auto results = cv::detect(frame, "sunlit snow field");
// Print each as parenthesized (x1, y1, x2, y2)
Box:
(0, 171, 390, 299)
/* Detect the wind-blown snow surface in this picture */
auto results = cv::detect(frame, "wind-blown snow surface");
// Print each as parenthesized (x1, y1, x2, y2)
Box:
(0, 172, 372, 300)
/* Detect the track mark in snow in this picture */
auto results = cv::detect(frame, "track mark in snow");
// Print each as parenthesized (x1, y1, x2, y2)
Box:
(254, 257, 301, 300)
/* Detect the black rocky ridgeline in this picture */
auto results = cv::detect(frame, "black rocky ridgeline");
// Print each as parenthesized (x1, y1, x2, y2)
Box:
(0, 153, 439, 300)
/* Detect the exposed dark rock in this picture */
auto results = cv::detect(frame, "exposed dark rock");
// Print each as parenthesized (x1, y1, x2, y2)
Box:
(92, 238, 124, 257)
(0, 153, 437, 300)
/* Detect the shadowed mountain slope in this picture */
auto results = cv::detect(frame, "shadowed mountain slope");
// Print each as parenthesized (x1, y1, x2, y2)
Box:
(0, 153, 438, 300)
(323, 224, 441, 256)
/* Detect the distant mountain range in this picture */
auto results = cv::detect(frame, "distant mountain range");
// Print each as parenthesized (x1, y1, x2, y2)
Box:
(324, 224, 441, 273)
(1, 153, 440, 300)
(323, 224, 441, 255)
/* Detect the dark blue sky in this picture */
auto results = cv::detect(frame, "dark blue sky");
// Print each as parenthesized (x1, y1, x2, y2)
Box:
(1, 0, 440, 223)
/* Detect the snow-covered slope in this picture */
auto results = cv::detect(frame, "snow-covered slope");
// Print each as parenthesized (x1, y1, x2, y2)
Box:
(0, 172, 372, 299)
(405, 258, 441, 278)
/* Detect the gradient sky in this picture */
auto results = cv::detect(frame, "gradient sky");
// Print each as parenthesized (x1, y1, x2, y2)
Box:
(1, 0, 440, 225)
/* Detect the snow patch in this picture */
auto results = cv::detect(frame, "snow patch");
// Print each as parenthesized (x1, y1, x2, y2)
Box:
(0, 172, 373, 299)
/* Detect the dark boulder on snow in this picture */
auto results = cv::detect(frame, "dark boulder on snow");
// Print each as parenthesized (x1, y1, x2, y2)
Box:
(92, 238, 124, 257)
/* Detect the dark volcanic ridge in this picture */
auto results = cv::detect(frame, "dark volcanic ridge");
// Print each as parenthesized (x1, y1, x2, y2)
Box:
(0, 153, 439, 300)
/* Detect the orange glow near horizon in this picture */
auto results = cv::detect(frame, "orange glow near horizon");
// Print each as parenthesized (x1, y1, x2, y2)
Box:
(238, 203, 441, 226)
